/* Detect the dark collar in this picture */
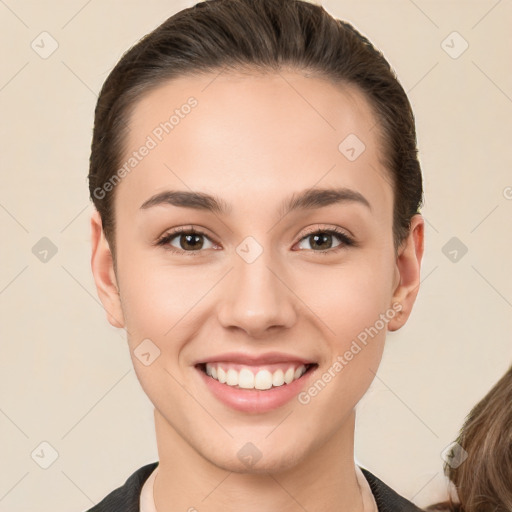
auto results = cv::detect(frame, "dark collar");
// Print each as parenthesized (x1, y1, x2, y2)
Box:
(85, 462, 423, 512)
(360, 467, 423, 511)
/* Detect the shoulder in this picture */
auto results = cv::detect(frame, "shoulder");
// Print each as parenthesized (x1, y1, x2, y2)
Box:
(84, 461, 159, 512)
(359, 467, 424, 512)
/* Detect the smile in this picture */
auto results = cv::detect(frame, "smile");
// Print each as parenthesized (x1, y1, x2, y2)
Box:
(203, 362, 313, 390)
(196, 361, 318, 413)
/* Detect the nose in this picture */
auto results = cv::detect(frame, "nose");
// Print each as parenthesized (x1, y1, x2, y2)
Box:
(217, 250, 297, 338)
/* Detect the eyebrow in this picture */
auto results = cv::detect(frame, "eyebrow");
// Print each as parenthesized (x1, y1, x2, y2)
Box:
(139, 187, 372, 216)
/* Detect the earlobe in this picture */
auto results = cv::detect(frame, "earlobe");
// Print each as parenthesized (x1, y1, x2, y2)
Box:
(90, 210, 125, 329)
(387, 214, 425, 332)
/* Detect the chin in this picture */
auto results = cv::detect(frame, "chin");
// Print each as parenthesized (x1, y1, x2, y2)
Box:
(205, 444, 305, 475)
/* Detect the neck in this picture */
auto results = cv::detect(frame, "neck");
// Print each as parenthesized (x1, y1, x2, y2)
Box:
(152, 409, 365, 512)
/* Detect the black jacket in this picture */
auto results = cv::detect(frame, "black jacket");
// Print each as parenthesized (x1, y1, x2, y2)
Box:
(85, 461, 424, 512)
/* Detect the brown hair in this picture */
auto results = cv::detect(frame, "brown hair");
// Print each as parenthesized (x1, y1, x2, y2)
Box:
(427, 365, 512, 512)
(88, 0, 423, 260)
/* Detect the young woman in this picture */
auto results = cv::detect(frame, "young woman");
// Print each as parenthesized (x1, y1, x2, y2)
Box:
(87, 0, 425, 510)
(428, 365, 512, 512)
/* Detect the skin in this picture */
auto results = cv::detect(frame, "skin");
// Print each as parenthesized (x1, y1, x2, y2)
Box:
(90, 69, 424, 512)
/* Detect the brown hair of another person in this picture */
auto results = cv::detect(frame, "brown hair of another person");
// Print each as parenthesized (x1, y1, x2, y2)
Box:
(427, 365, 512, 512)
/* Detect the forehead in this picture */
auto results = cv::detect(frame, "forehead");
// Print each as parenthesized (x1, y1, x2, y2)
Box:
(115, 70, 393, 222)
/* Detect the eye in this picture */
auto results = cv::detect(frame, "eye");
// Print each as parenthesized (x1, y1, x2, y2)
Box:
(155, 225, 356, 256)
(156, 227, 217, 255)
(295, 227, 355, 253)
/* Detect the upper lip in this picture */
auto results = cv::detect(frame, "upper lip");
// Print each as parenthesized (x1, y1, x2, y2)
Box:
(195, 351, 316, 366)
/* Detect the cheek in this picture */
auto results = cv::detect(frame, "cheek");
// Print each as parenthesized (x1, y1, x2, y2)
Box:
(116, 250, 208, 337)
(297, 266, 391, 414)
(305, 258, 395, 340)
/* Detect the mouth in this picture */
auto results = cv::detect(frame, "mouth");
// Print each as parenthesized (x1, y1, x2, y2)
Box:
(193, 352, 319, 412)
(195, 362, 318, 391)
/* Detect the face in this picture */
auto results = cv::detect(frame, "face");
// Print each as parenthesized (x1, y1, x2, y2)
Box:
(91, 69, 424, 474)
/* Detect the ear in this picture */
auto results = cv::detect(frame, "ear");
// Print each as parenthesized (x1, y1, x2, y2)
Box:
(387, 214, 424, 332)
(90, 209, 125, 329)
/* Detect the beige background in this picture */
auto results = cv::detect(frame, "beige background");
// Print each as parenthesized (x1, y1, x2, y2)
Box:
(1, 0, 511, 510)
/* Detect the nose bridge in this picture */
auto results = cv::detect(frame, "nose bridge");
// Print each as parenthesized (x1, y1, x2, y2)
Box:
(217, 240, 296, 336)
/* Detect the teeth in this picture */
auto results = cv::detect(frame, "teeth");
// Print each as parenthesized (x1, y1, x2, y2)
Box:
(204, 363, 308, 390)
(254, 370, 273, 390)
(272, 369, 285, 387)
(238, 368, 254, 389)
(226, 368, 238, 386)
(284, 367, 295, 384)
(217, 366, 227, 383)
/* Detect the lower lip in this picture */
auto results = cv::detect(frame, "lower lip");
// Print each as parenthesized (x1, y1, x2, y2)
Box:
(196, 365, 317, 413)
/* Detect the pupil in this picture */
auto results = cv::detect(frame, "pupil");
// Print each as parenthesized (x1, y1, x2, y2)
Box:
(182, 234, 202, 250)
(312, 233, 331, 250)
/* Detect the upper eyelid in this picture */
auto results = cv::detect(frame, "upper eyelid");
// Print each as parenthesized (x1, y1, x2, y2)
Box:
(300, 226, 351, 238)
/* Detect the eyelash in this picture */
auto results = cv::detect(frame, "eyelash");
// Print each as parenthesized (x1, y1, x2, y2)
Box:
(155, 225, 356, 257)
